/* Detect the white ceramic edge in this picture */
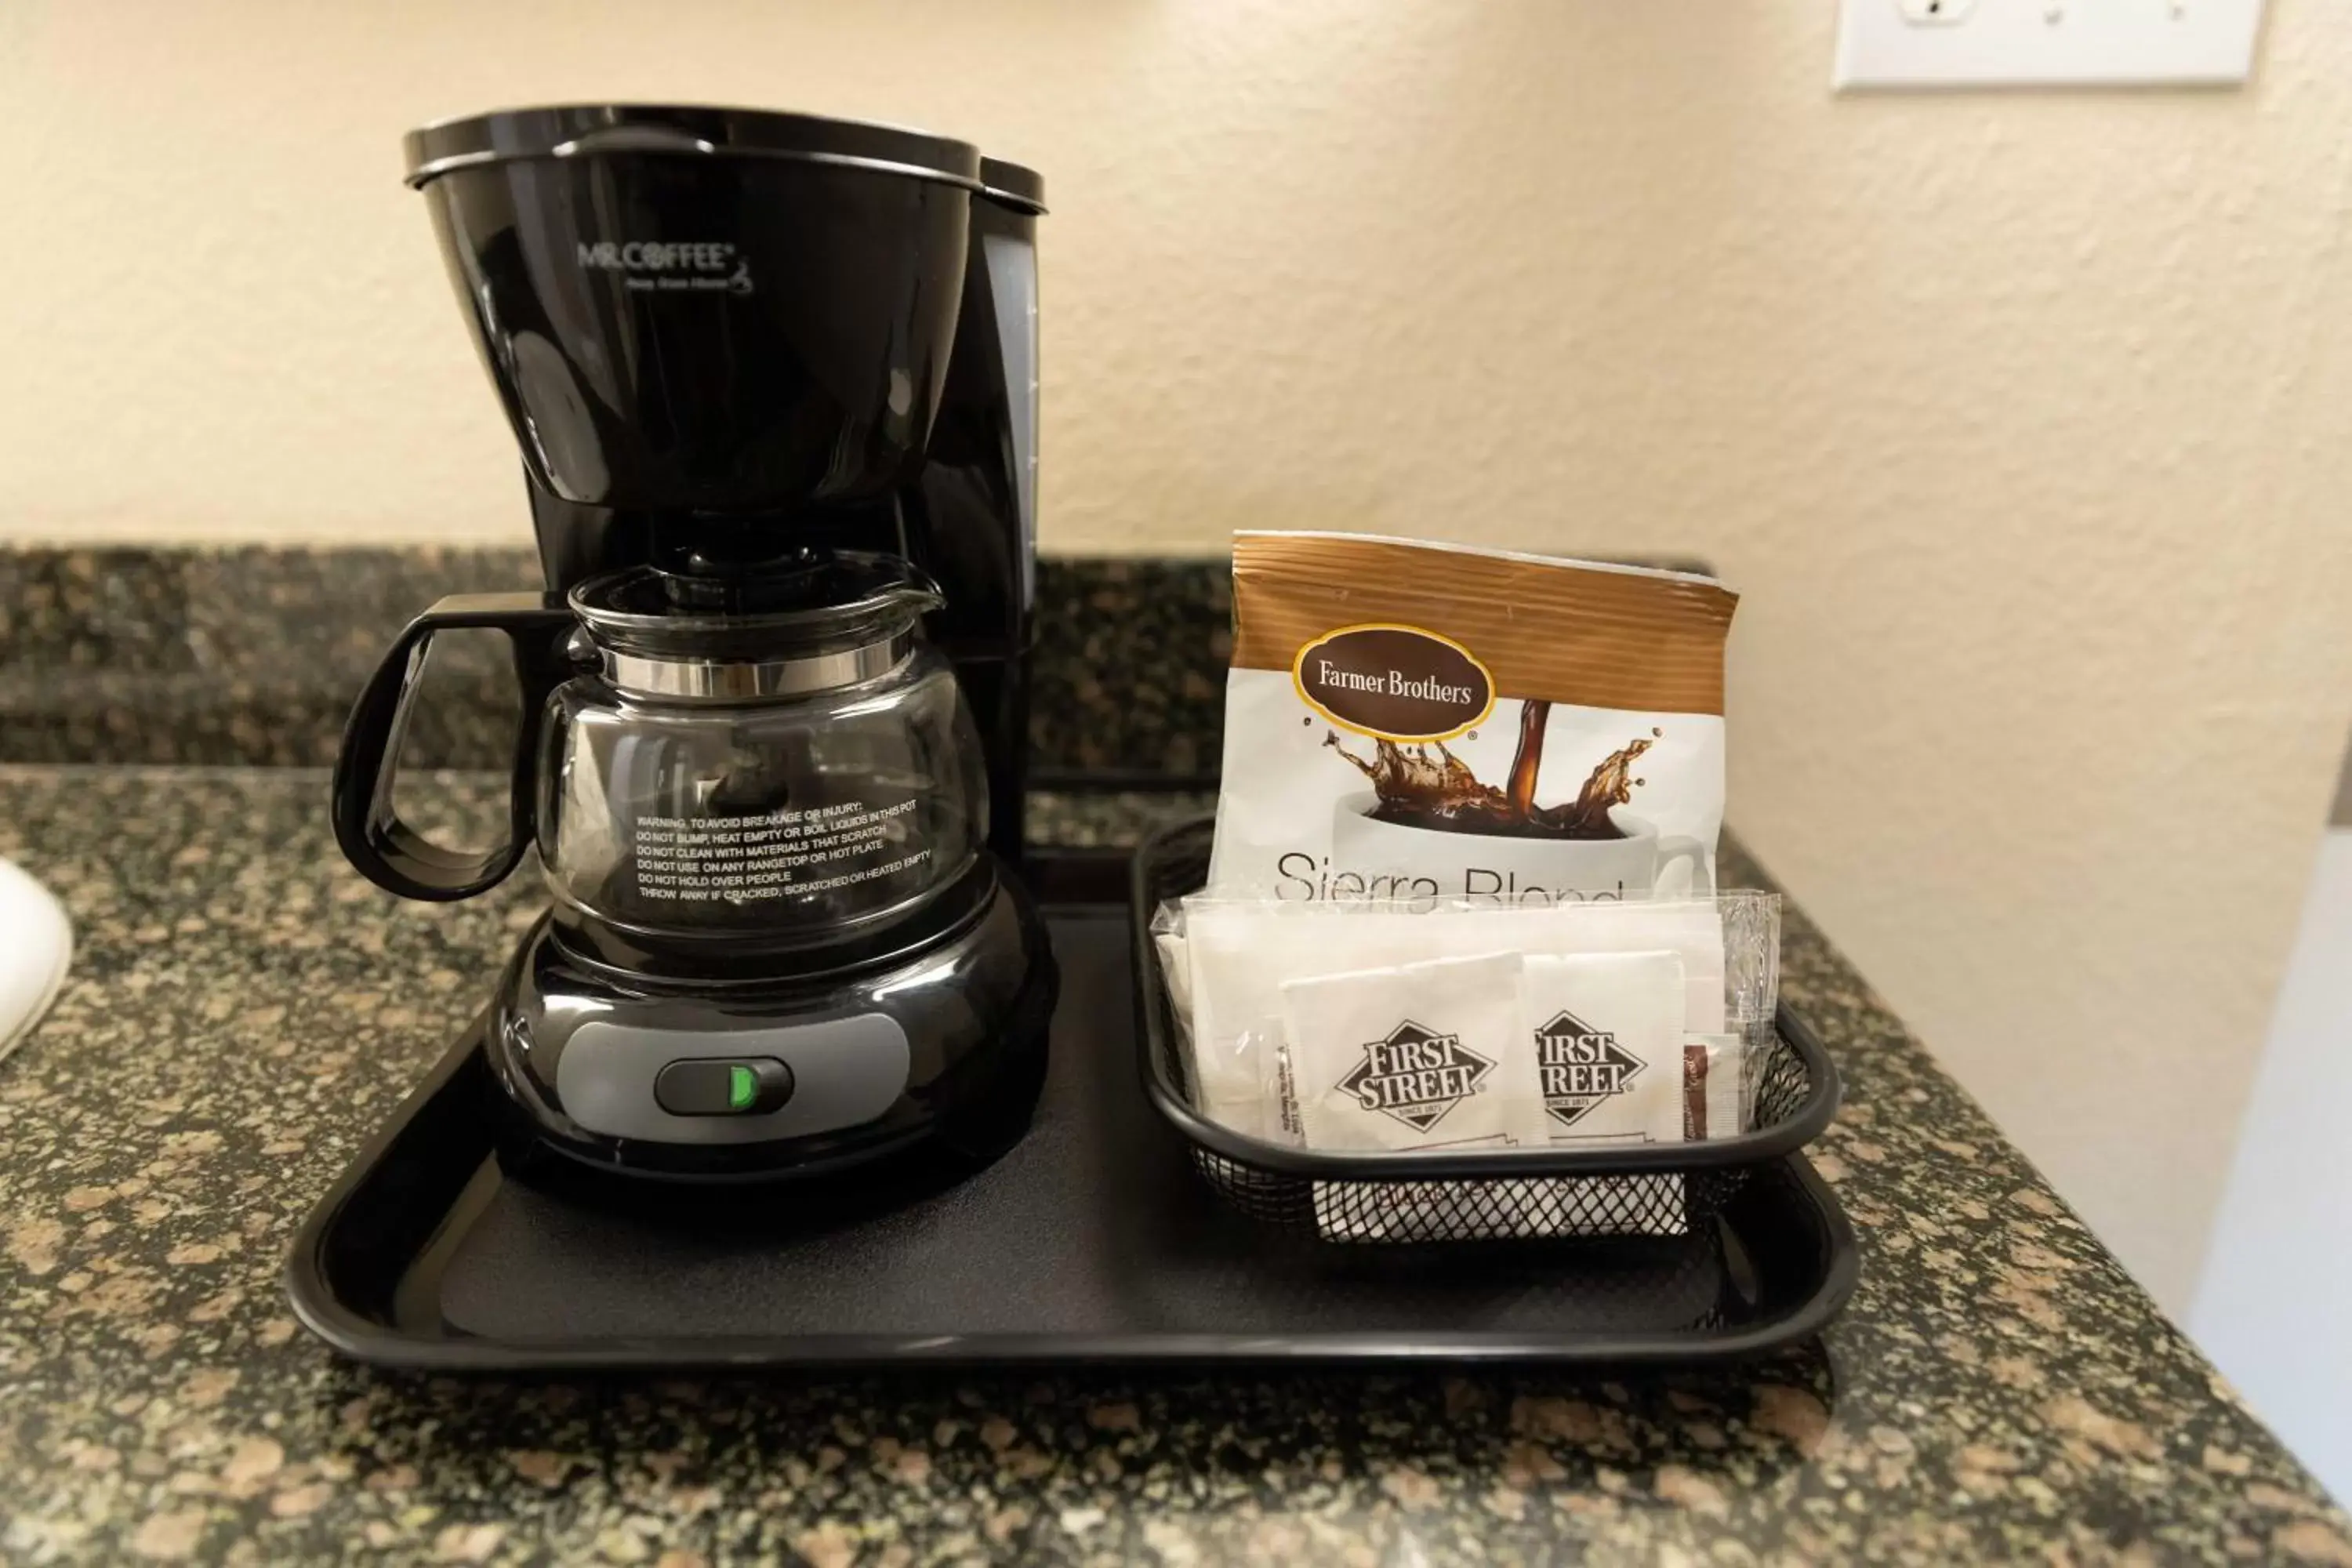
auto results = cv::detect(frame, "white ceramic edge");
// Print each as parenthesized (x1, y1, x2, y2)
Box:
(0, 858, 71, 1065)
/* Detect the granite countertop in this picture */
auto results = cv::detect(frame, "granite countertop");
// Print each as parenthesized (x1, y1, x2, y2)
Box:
(3, 763, 2347, 1566)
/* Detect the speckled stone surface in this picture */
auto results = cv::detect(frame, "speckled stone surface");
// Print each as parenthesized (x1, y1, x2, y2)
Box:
(2, 765, 2345, 1566)
(0, 548, 540, 770)
(1027, 560, 1226, 780)
(0, 548, 1226, 779)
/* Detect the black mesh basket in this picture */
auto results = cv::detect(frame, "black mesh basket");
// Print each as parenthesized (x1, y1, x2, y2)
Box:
(1131, 817, 1841, 1244)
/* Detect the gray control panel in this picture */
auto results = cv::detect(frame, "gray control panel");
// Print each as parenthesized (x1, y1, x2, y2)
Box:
(556, 1013, 910, 1145)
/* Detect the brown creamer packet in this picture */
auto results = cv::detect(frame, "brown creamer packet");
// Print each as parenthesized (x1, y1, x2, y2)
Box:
(1208, 533, 1738, 908)
(1681, 1035, 1749, 1141)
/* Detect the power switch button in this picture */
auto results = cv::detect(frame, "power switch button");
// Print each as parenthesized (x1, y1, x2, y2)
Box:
(653, 1058, 794, 1116)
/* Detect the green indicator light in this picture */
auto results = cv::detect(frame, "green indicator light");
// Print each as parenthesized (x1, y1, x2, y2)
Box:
(728, 1065, 757, 1111)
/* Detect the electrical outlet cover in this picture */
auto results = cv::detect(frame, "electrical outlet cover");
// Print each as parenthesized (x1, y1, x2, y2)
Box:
(1836, 0, 2265, 89)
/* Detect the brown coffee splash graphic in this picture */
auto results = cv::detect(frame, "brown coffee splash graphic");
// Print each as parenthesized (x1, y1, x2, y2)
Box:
(1326, 701, 1662, 841)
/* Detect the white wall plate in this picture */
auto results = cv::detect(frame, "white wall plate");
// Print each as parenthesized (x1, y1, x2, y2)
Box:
(1835, 0, 2266, 89)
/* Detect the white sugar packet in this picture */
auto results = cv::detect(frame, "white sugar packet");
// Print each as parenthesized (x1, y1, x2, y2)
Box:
(1523, 950, 1686, 1146)
(1286, 951, 1554, 1243)
(1305, 1171, 1690, 1243)
(1180, 901, 1510, 1138)
(1515, 902, 1726, 1035)
(1155, 932, 1193, 1030)
(1306, 1176, 1566, 1244)
(1301, 899, 1726, 1033)
(1174, 897, 1731, 1140)
(1282, 953, 1546, 1153)
(1284, 949, 1703, 1243)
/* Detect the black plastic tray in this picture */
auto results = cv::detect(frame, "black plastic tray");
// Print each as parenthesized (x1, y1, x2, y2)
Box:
(287, 872, 1858, 1370)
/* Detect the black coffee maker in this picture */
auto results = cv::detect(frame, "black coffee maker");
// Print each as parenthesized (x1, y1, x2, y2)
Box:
(332, 105, 1055, 1187)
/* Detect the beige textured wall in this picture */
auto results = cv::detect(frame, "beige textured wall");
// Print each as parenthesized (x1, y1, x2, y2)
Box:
(5, 0, 2351, 1310)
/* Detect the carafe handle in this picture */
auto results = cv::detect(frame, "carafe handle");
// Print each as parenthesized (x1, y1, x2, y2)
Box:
(330, 593, 578, 902)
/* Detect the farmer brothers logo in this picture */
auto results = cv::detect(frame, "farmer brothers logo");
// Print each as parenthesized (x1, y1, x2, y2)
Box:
(1338, 1020, 1495, 1133)
(1535, 1010, 1644, 1129)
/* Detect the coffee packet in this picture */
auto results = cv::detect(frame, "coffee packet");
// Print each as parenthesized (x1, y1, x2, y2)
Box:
(1523, 951, 1686, 1146)
(1282, 953, 1548, 1152)
(1208, 533, 1737, 907)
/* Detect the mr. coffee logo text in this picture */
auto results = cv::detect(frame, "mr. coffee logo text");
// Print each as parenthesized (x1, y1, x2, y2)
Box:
(1535, 1010, 1644, 1129)
(1291, 623, 1495, 742)
(576, 241, 754, 296)
(1337, 1019, 1495, 1133)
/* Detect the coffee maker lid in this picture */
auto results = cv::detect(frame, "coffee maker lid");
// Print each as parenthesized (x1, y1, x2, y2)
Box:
(979, 158, 1047, 215)
(404, 103, 985, 192)
(568, 552, 946, 667)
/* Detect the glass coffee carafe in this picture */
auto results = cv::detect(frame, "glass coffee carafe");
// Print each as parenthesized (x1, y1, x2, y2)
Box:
(332, 551, 989, 967)
(545, 555, 986, 959)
